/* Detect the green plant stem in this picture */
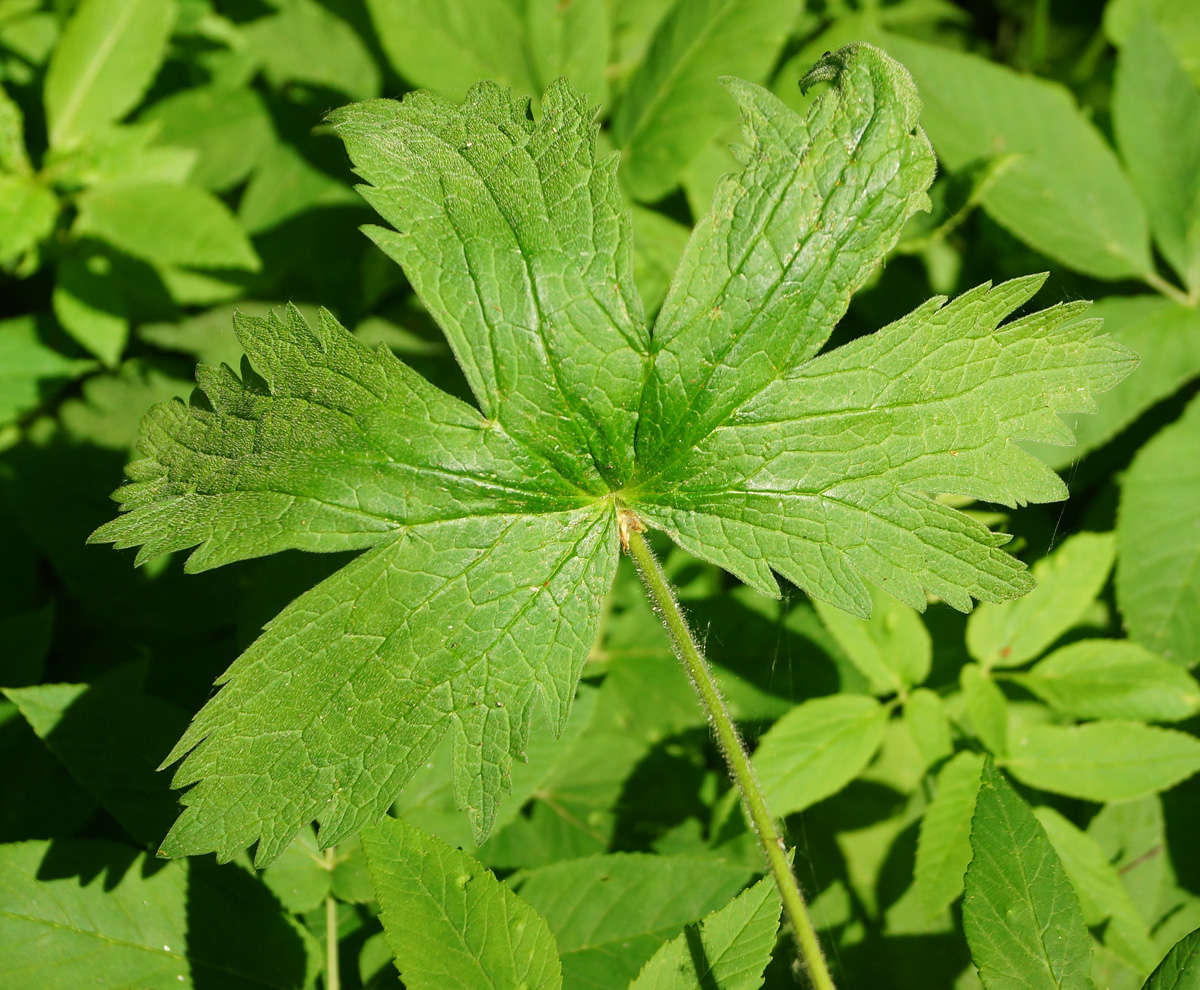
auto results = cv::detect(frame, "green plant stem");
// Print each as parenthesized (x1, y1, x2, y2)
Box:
(1143, 270, 1196, 307)
(324, 847, 340, 990)
(623, 523, 837, 990)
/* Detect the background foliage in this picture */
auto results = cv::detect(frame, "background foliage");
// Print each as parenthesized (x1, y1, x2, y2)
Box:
(1, 0, 1198, 988)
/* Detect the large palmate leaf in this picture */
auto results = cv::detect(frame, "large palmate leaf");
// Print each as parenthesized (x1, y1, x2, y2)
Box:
(93, 45, 1135, 865)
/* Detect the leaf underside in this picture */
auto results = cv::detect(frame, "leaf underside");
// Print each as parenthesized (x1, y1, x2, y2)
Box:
(91, 43, 1136, 864)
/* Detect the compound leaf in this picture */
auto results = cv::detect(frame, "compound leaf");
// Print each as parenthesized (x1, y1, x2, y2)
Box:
(627, 874, 782, 990)
(364, 818, 562, 990)
(963, 759, 1095, 990)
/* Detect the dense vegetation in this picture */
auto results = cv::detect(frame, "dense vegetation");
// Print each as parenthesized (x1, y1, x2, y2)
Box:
(1, 1, 1198, 989)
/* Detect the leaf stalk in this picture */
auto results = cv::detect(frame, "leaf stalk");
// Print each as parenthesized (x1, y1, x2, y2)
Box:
(623, 519, 837, 990)
(323, 846, 340, 990)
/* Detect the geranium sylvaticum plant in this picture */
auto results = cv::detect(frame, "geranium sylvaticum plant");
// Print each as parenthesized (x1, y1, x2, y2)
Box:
(90, 42, 1139, 989)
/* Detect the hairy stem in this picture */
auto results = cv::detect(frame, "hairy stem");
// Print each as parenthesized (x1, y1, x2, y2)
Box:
(324, 847, 340, 990)
(623, 522, 837, 990)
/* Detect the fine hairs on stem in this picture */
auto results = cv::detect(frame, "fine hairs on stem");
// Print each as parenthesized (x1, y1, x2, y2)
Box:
(621, 515, 837, 990)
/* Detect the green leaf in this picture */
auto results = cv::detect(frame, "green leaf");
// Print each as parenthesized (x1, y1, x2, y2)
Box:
(0, 315, 94, 426)
(512, 853, 751, 990)
(0, 172, 56, 266)
(363, 817, 563, 990)
(967, 532, 1116, 669)
(1027, 297, 1200, 471)
(632, 45, 934, 480)
(331, 81, 648, 490)
(3, 662, 187, 848)
(1114, 15, 1200, 292)
(882, 33, 1153, 281)
(43, 0, 176, 150)
(525, 0, 610, 110)
(1107, 0, 1200, 90)
(41, 120, 196, 189)
(0, 838, 320, 989)
(237, 140, 360, 235)
(961, 663, 1009, 756)
(627, 874, 782, 990)
(1012, 640, 1200, 723)
(392, 683, 600, 852)
(260, 827, 331, 915)
(158, 505, 617, 865)
(611, 0, 795, 202)
(138, 85, 275, 191)
(915, 750, 984, 917)
(52, 257, 130, 367)
(1005, 721, 1200, 802)
(608, 0, 675, 84)
(0, 83, 32, 175)
(244, 0, 380, 102)
(628, 45, 1131, 615)
(93, 51, 1141, 872)
(753, 694, 888, 817)
(366, 0, 607, 105)
(58, 357, 196, 451)
(630, 204, 691, 318)
(91, 306, 584, 570)
(1117, 394, 1200, 667)
(903, 687, 954, 766)
(1142, 927, 1200, 990)
(963, 759, 1095, 990)
(74, 181, 261, 273)
(632, 271, 1134, 616)
(93, 322, 621, 866)
(1034, 806, 1158, 976)
(1086, 797, 1168, 928)
(815, 585, 931, 695)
